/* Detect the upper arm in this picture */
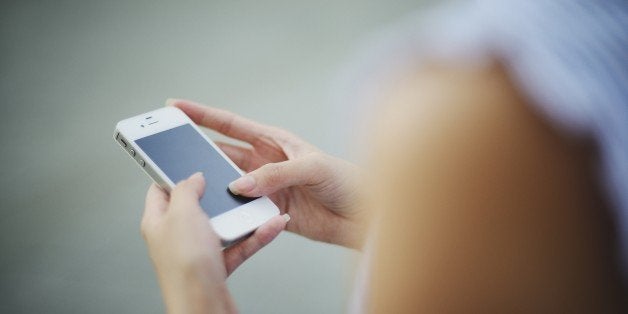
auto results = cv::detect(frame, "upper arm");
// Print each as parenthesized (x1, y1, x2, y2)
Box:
(364, 63, 623, 312)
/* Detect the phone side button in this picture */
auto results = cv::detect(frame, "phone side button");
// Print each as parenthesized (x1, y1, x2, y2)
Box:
(138, 159, 145, 167)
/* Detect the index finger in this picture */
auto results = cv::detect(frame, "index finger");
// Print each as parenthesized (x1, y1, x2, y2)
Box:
(169, 99, 271, 145)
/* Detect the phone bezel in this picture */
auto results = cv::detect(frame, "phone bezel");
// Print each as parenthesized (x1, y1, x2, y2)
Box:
(114, 106, 280, 242)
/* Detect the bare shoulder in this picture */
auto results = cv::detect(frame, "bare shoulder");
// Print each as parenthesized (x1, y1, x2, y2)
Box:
(365, 62, 625, 313)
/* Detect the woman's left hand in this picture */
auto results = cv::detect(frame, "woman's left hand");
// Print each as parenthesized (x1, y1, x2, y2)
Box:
(141, 172, 288, 314)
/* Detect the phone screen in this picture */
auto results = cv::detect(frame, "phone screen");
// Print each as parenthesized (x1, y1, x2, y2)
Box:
(135, 124, 254, 218)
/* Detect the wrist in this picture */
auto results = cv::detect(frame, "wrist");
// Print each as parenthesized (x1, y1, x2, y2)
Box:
(159, 267, 236, 314)
(336, 218, 370, 250)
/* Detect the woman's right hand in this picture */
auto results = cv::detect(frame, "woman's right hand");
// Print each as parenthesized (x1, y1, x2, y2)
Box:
(168, 99, 367, 249)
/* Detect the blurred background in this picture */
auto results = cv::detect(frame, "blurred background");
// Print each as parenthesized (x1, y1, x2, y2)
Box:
(0, 0, 433, 313)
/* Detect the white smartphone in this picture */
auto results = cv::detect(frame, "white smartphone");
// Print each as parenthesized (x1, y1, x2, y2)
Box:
(114, 106, 279, 244)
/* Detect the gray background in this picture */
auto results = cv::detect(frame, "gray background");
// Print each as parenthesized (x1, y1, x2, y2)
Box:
(0, 1, 429, 313)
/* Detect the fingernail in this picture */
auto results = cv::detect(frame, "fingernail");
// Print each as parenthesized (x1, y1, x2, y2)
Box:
(190, 172, 204, 180)
(282, 213, 291, 223)
(165, 98, 177, 106)
(228, 175, 256, 195)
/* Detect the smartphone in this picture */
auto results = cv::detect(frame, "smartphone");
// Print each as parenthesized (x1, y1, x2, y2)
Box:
(114, 106, 279, 244)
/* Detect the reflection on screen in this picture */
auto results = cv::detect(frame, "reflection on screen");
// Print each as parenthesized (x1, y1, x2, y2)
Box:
(135, 124, 253, 217)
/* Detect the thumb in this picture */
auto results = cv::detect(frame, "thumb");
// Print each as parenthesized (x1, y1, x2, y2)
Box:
(228, 154, 324, 197)
(170, 172, 206, 211)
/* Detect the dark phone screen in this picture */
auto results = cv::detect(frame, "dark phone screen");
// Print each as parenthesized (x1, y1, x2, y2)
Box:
(135, 124, 253, 218)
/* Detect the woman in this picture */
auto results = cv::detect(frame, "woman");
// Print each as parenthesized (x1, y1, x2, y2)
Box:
(141, 0, 627, 312)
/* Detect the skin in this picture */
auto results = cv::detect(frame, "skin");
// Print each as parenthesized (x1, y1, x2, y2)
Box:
(142, 99, 369, 313)
(171, 99, 368, 249)
(140, 63, 624, 313)
(365, 62, 625, 313)
(142, 174, 288, 314)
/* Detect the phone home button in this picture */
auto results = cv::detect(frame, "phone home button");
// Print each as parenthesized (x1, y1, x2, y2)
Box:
(239, 211, 254, 224)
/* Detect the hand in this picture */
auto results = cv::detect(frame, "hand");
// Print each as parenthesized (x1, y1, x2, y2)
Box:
(169, 99, 367, 249)
(141, 173, 288, 314)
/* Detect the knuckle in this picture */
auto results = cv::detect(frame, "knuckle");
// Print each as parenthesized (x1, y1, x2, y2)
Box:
(275, 129, 293, 141)
(302, 152, 331, 181)
(229, 245, 248, 266)
(268, 126, 288, 137)
(304, 151, 324, 162)
(221, 113, 237, 135)
(269, 127, 298, 144)
(171, 181, 189, 198)
(255, 228, 273, 245)
(263, 163, 284, 186)
(304, 152, 327, 170)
